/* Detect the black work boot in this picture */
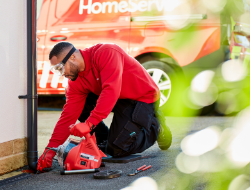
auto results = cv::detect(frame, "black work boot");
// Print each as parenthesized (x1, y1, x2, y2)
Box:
(156, 110, 172, 150)
(97, 140, 108, 153)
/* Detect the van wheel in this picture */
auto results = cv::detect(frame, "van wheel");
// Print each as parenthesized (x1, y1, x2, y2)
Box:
(142, 60, 185, 116)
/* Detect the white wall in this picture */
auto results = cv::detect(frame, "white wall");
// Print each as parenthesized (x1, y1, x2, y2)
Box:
(0, 0, 27, 143)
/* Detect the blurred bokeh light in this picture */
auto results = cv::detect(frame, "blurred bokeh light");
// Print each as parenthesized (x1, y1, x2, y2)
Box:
(181, 126, 221, 156)
(191, 70, 215, 93)
(188, 70, 218, 107)
(228, 175, 250, 190)
(221, 59, 247, 82)
(122, 177, 158, 190)
(176, 152, 200, 174)
(227, 107, 250, 166)
(202, 0, 227, 12)
(164, 0, 192, 30)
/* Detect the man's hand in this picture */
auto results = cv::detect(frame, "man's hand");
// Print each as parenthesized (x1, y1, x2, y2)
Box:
(69, 121, 93, 137)
(37, 148, 56, 172)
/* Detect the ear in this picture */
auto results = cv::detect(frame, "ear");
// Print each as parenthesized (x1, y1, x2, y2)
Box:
(70, 54, 75, 60)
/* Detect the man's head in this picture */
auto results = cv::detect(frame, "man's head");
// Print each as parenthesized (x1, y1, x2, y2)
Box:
(49, 42, 85, 81)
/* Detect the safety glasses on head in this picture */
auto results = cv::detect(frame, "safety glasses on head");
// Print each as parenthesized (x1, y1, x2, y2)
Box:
(50, 46, 76, 76)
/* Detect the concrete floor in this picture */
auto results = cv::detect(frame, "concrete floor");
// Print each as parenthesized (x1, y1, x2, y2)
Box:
(0, 112, 235, 190)
(37, 111, 115, 157)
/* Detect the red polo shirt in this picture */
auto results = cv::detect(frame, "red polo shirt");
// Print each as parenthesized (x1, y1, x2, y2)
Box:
(48, 43, 160, 148)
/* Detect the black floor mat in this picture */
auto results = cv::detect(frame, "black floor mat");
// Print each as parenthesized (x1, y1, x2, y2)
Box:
(102, 154, 143, 163)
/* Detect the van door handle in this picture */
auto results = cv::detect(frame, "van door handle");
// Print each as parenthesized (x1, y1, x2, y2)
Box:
(50, 35, 67, 42)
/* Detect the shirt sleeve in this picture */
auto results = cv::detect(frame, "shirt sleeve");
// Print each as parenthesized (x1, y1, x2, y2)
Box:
(86, 48, 124, 126)
(47, 81, 89, 148)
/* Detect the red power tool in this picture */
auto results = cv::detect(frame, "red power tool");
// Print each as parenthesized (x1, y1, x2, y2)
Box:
(50, 132, 106, 174)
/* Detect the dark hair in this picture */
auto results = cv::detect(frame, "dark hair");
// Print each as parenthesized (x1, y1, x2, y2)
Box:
(49, 42, 73, 60)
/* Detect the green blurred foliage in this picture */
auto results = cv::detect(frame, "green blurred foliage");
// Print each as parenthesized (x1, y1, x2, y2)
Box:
(157, 0, 250, 188)
(222, 0, 246, 20)
(214, 61, 250, 115)
(167, 24, 200, 51)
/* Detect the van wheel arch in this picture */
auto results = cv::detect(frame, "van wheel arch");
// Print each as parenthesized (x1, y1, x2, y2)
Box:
(137, 53, 186, 116)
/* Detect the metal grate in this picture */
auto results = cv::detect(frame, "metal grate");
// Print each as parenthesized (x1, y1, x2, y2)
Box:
(0, 173, 32, 187)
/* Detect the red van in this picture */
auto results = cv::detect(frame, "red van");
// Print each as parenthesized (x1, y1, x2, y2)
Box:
(37, 0, 225, 112)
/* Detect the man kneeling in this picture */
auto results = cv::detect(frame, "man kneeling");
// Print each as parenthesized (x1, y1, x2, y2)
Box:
(37, 42, 171, 172)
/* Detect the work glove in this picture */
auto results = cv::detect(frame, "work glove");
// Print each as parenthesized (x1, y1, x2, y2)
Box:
(37, 148, 56, 172)
(69, 121, 93, 138)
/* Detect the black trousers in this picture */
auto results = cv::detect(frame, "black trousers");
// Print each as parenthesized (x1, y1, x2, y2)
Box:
(78, 93, 160, 157)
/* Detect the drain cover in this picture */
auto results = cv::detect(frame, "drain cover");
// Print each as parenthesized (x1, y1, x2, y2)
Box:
(93, 170, 122, 179)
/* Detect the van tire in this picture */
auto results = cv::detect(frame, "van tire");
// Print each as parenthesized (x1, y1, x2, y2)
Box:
(142, 60, 185, 116)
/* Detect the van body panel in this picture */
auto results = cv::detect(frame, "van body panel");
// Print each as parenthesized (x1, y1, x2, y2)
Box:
(37, 0, 222, 94)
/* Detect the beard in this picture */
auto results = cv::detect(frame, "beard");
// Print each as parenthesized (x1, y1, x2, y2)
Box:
(70, 73, 78, 81)
(69, 63, 79, 81)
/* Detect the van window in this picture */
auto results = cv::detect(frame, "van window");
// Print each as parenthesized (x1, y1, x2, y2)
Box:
(37, 0, 44, 19)
(234, 33, 250, 48)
